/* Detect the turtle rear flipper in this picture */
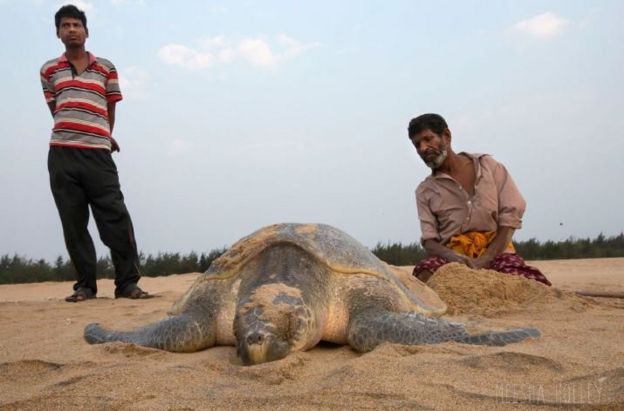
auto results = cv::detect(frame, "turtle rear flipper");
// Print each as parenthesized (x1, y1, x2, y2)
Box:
(458, 328, 541, 346)
(347, 309, 540, 352)
(84, 314, 217, 352)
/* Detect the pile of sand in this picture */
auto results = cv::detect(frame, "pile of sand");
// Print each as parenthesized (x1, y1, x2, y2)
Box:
(427, 263, 593, 316)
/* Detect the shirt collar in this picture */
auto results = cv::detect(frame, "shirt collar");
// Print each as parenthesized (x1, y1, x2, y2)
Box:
(58, 51, 97, 65)
(428, 152, 488, 181)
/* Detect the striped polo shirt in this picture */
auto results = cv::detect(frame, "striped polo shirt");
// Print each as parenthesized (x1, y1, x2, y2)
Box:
(40, 52, 122, 150)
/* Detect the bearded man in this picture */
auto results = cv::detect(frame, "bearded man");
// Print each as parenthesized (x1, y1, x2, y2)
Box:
(408, 113, 551, 286)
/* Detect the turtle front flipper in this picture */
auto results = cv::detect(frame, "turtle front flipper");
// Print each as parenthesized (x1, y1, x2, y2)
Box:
(347, 309, 540, 352)
(84, 314, 216, 352)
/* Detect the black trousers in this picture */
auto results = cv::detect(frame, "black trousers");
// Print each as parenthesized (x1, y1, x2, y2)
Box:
(48, 146, 140, 295)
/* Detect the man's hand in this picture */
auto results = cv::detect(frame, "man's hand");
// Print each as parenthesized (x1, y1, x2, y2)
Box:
(445, 251, 475, 267)
(471, 254, 493, 269)
(423, 239, 475, 267)
(110, 137, 120, 153)
(467, 226, 516, 269)
(446, 250, 493, 270)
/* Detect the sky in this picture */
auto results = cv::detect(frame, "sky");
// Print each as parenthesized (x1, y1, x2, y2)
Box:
(1, 0, 623, 261)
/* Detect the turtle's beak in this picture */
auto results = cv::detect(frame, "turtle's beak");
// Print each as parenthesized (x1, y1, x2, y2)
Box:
(239, 331, 289, 365)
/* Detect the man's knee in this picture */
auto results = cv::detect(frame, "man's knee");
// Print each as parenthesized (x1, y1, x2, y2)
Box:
(414, 269, 434, 283)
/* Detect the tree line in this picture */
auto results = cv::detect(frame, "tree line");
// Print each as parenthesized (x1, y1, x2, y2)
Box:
(1, 233, 623, 285)
(373, 232, 624, 265)
(0, 249, 226, 285)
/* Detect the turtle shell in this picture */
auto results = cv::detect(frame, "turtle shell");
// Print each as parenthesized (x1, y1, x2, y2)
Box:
(201, 223, 446, 315)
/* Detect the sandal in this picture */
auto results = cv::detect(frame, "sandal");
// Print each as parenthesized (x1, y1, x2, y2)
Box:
(115, 285, 153, 300)
(65, 288, 95, 303)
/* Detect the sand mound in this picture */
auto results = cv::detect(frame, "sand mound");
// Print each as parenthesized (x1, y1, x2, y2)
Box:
(427, 263, 592, 316)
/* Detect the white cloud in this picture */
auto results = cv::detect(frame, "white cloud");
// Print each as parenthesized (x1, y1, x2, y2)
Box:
(198, 35, 236, 63)
(238, 39, 278, 66)
(199, 35, 227, 48)
(118, 66, 150, 100)
(277, 34, 320, 58)
(158, 34, 319, 70)
(511, 12, 569, 39)
(158, 44, 214, 70)
(218, 48, 236, 64)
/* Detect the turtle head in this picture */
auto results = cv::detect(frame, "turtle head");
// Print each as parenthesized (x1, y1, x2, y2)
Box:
(236, 319, 291, 366)
(235, 291, 314, 366)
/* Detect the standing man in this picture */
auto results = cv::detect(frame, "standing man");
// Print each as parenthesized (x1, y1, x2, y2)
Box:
(407, 113, 551, 286)
(40, 4, 151, 302)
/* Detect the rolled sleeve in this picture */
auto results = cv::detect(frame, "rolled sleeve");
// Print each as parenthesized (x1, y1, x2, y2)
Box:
(492, 160, 526, 229)
(40, 67, 55, 103)
(106, 65, 123, 104)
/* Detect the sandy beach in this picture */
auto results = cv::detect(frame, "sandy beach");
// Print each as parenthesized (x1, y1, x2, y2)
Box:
(1, 258, 623, 410)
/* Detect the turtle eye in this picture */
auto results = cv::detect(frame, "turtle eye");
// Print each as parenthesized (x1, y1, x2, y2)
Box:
(287, 313, 304, 339)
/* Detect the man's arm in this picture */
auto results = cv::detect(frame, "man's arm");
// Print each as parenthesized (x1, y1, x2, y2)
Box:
(423, 239, 474, 266)
(472, 226, 515, 269)
(108, 102, 120, 152)
(492, 158, 525, 230)
(47, 102, 56, 117)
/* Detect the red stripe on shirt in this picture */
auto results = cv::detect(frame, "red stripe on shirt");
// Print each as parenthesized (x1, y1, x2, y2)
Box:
(55, 101, 108, 117)
(90, 63, 111, 77)
(54, 121, 110, 137)
(107, 94, 123, 104)
(56, 79, 106, 96)
(50, 141, 110, 150)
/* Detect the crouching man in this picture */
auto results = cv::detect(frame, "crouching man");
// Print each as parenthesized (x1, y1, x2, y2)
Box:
(407, 113, 551, 286)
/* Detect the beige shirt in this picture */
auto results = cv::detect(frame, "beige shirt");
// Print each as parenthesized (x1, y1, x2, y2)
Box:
(416, 153, 526, 245)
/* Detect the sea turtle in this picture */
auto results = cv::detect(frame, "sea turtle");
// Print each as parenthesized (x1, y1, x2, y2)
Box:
(84, 223, 540, 365)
